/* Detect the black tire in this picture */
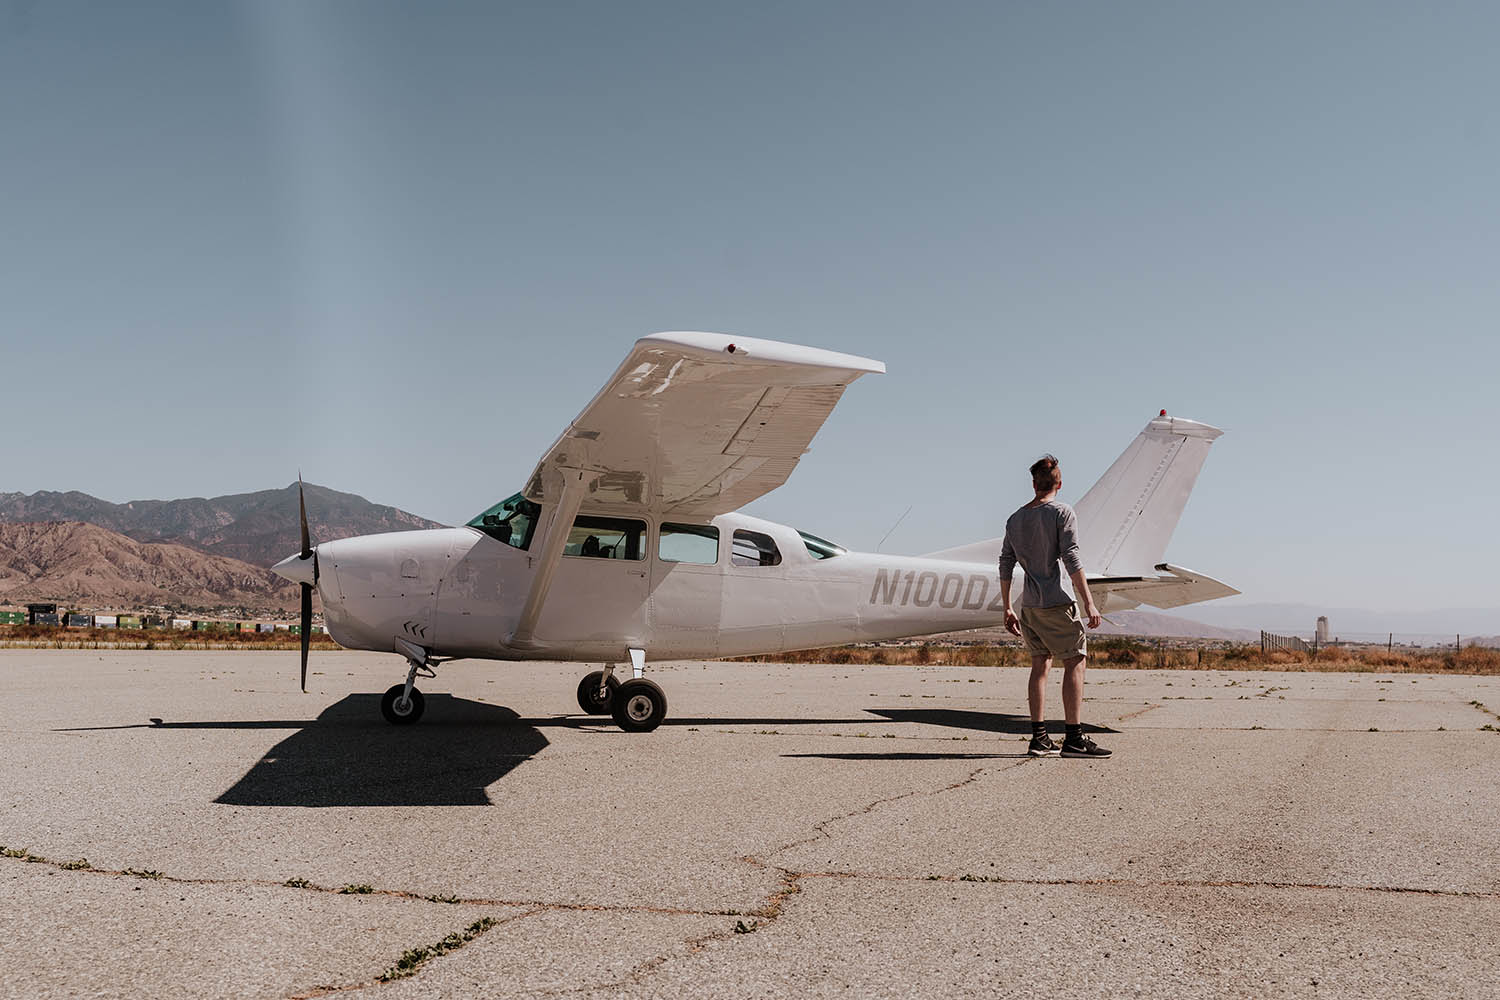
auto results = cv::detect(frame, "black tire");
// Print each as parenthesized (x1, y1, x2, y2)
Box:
(381, 684, 425, 725)
(610, 678, 667, 733)
(576, 671, 621, 715)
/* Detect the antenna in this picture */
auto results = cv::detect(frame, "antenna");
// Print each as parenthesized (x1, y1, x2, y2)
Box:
(876, 505, 913, 553)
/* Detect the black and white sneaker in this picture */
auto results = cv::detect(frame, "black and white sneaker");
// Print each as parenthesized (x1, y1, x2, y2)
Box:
(1060, 733, 1112, 759)
(1027, 732, 1061, 757)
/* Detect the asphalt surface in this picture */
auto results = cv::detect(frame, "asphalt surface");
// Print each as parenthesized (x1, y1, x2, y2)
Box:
(2, 651, 1496, 999)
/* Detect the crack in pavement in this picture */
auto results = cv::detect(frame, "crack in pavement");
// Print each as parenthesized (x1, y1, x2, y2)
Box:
(286, 909, 546, 1000)
(0, 851, 745, 918)
(786, 869, 1500, 900)
(540, 758, 1039, 996)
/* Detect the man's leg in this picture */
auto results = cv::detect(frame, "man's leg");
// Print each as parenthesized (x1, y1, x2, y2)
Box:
(1061, 654, 1085, 726)
(1028, 655, 1051, 723)
(1060, 653, 1111, 758)
(1026, 655, 1059, 757)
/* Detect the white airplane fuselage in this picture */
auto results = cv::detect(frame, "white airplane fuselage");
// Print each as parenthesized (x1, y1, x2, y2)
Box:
(313, 510, 1033, 665)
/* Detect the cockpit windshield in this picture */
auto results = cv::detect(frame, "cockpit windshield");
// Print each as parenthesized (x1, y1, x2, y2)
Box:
(797, 529, 847, 559)
(468, 492, 541, 550)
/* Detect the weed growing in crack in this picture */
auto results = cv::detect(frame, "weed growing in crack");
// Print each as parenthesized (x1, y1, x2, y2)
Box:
(424, 893, 462, 904)
(1481, 724, 1498, 733)
(284, 878, 311, 889)
(339, 883, 375, 894)
(377, 916, 498, 982)
(1, 847, 30, 859)
(124, 869, 164, 880)
(59, 859, 92, 871)
(733, 919, 758, 934)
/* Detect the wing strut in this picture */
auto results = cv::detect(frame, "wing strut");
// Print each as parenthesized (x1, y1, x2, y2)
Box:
(509, 466, 592, 649)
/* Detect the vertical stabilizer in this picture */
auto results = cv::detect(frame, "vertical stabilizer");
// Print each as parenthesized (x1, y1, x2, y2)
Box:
(1073, 414, 1223, 575)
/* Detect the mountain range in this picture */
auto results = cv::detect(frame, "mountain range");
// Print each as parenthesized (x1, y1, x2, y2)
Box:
(0, 484, 444, 568)
(0, 521, 300, 611)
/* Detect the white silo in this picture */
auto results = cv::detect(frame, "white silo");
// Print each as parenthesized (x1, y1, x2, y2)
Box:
(1315, 616, 1329, 644)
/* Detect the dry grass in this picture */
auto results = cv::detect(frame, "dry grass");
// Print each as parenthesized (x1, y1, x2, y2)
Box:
(0, 624, 340, 651)
(731, 638, 1500, 676)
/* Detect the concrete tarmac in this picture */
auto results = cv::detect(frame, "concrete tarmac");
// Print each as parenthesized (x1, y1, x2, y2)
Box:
(1, 651, 1496, 999)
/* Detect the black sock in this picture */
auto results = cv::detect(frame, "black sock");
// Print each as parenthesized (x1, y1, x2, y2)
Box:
(1032, 721, 1048, 737)
(1066, 724, 1083, 740)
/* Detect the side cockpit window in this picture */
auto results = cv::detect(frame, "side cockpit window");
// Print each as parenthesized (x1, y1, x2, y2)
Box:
(797, 529, 847, 560)
(731, 529, 782, 567)
(565, 515, 646, 560)
(468, 492, 540, 550)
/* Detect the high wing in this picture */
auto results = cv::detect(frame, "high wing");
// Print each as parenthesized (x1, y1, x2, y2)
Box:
(1090, 563, 1240, 612)
(523, 332, 885, 516)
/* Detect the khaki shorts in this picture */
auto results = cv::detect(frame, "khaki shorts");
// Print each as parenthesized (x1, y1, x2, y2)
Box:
(1018, 603, 1087, 659)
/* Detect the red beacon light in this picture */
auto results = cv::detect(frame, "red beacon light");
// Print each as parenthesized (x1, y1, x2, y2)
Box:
(1159, 409, 1167, 417)
(726, 343, 737, 354)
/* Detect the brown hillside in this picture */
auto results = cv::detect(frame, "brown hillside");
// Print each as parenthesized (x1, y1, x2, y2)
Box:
(0, 522, 300, 611)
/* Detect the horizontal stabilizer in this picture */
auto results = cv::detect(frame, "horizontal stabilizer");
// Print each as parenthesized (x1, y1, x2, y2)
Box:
(1091, 563, 1239, 612)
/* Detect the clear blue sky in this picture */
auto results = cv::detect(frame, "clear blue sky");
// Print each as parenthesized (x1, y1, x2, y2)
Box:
(3, 2, 1497, 613)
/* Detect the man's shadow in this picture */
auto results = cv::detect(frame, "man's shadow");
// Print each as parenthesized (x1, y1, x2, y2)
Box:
(867, 707, 1118, 735)
(132, 694, 547, 807)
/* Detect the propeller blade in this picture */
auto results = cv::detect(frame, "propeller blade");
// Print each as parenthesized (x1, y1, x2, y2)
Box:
(300, 582, 312, 692)
(298, 475, 311, 560)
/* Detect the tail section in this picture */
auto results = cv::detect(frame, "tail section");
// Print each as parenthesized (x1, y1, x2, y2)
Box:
(925, 412, 1224, 572)
(1072, 413, 1221, 576)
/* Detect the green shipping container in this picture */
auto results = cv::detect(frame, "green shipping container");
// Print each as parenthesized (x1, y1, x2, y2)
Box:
(118, 616, 142, 628)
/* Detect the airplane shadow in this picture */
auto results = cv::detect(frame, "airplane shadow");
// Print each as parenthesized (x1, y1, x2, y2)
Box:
(218, 694, 546, 806)
(82, 694, 549, 807)
(866, 708, 1120, 736)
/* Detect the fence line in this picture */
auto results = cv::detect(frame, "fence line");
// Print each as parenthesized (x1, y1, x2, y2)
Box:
(1261, 631, 1312, 654)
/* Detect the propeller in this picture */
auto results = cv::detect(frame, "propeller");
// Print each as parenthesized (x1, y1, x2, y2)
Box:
(297, 475, 318, 693)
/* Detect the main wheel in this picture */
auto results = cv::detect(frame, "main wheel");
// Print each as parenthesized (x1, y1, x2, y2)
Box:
(576, 671, 620, 715)
(610, 677, 667, 733)
(381, 684, 425, 725)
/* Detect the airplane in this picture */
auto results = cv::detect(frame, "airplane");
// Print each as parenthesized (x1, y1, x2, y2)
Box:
(272, 332, 1237, 732)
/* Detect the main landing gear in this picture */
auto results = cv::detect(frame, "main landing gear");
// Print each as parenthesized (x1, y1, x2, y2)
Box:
(576, 648, 667, 733)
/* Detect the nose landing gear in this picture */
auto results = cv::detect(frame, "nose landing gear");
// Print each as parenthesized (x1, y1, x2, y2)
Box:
(383, 638, 437, 725)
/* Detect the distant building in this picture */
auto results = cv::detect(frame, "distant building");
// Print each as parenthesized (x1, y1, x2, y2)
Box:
(1315, 616, 1330, 644)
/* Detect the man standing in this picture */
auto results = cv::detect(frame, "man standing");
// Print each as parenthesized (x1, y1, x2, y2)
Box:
(999, 454, 1111, 759)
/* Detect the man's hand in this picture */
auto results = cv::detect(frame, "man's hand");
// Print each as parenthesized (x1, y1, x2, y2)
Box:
(1068, 568, 1102, 631)
(1004, 608, 1021, 637)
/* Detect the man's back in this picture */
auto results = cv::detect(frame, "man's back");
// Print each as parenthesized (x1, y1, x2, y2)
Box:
(999, 500, 1085, 609)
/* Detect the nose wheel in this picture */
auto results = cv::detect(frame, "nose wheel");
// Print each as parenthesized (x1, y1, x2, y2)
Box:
(383, 639, 437, 725)
(381, 684, 425, 724)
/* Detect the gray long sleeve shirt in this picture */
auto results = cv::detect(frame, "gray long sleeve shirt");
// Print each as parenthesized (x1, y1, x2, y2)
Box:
(997, 500, 1085, 609)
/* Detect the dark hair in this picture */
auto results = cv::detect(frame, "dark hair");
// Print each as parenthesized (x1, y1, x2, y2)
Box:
(1029, 454, 1060, 491)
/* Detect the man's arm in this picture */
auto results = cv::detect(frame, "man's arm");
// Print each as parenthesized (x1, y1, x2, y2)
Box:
(998, 533, 1021, 637)
(1058, 507, 1101, 629)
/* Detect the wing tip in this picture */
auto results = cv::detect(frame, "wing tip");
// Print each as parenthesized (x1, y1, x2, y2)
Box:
(640, 331, 885, 375)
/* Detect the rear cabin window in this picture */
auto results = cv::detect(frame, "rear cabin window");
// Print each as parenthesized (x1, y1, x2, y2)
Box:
(731, 529, 782, 567)
(658, 523, 719, 564)
(467, 492, 540, 550)
(565, 515, 646, 560)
